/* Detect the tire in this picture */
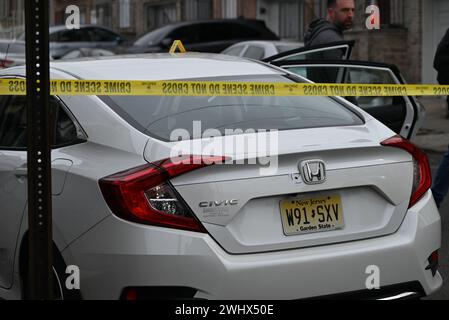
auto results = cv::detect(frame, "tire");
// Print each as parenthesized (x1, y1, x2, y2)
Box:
(21, 242, 82, 300)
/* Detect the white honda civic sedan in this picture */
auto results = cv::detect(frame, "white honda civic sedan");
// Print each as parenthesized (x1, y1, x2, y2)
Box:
(0, 53, 442, 300)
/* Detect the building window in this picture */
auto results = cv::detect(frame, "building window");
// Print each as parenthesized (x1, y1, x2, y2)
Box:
(221, 0, 237, 18)
(145, 3, 178, 31)
(184, 0, 211, 20)
(376, 0, 404, 27)
(119, 0, 131, 28)
(279, 1, 301, 39)
(95, 4, 112, 28)
(0, 1, 8, 19)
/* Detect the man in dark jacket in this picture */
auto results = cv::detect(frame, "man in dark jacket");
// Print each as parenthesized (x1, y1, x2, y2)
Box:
(304, 0, 355, 83)
(434, 28, 449, 116)
(432, 28, 449, 208)
(304, 0, 354, 48)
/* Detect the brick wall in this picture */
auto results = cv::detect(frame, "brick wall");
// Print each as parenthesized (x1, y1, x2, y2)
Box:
(346, 28, 409, 77)
(212, 0, 222, 18)
(53, 0, 95, 25)
(237, 0, 257, 19)
(345, 0, 422, 83)
(404, 0, 422, 83)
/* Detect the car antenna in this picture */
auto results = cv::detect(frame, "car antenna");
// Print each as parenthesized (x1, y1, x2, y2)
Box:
(1, 42, 11, 68)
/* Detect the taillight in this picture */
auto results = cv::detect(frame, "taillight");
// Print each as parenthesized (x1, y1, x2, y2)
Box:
(123, 288, 138, 301)
(99, 155, 227, 233)
(381, 136, 431, 208)
(0, 59, 14, 68)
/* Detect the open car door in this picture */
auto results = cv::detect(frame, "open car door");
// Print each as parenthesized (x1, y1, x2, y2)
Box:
(263, 40, 355, 63)
(266, 59, 424, 140)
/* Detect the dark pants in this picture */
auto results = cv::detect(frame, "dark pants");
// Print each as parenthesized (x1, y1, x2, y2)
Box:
(432, 95, 449, 207)
(432, 145, 449, 208)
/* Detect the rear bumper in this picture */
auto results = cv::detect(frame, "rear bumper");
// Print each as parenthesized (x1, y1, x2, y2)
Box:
(302, 281, 425, 300)
(65, 191, 442, 300)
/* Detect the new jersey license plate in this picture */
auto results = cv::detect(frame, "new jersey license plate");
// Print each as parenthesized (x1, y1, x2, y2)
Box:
(279, 195, 344, 236)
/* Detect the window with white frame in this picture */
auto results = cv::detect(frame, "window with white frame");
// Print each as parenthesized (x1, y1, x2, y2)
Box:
(221, 0, 237, 18)
(119, 0, 131, 28)
(279, 1, 301, 39)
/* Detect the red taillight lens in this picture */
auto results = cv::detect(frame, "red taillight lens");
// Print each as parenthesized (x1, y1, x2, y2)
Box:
(381, 136, 431, 208)
(99, 155, 227, 233)
(123, 288, 138, 301)
(0, 59, 14, 68)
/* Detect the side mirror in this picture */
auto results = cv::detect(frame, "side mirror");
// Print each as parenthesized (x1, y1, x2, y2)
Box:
(116, 37, 125, 45)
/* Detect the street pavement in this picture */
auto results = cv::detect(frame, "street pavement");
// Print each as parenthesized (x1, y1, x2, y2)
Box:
(414, 97, 449, 153)
(414, 97, 448, 300)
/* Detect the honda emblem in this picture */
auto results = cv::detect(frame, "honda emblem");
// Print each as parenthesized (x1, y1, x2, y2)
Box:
(300, 160, 326, 185)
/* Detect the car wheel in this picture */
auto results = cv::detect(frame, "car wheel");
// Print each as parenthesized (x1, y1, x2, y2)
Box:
(21, 243, 82, 300)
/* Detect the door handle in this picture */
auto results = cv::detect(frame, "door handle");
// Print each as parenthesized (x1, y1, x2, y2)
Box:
(13, 167, 28, 178)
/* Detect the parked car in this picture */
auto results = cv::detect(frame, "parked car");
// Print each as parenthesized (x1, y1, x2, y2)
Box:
(0, 53, 441, 300)
(17, 25, 126, 59)
(0, 39, 25, 68)
(128, 19, 279, 54)
(222, 40, 303, 60)
(60, 48, 116, 60)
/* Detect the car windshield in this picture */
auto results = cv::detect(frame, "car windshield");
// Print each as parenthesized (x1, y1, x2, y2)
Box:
(134, 26, 172, 46)
(100, 75, 363, 142)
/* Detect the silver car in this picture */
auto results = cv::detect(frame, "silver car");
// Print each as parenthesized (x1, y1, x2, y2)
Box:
(222, 40, 303, 60)
(0, 53, 442, 300)
(17, 25, 125, 59)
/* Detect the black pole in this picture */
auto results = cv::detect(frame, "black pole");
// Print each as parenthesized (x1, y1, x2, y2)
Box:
(25, 0, 53, 300)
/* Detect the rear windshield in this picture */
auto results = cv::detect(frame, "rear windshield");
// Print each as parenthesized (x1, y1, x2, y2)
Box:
(100, 75, 363, 142)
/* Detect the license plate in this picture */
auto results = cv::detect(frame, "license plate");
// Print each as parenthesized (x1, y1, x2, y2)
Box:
(279, 195, 344, 236)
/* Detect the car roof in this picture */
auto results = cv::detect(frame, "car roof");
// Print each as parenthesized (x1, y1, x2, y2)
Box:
(135, 19, 275, 42)
(48, 53, 285, 80)
(157, 19, 270, 29)
(49, 24, 117, 33)
(230, 40, 303, 47)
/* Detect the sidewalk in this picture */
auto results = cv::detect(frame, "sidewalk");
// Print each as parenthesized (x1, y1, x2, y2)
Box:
(414, 97, 449, 153)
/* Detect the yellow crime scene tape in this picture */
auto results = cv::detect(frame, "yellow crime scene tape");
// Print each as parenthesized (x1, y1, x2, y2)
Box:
(1, 78, 449, 97)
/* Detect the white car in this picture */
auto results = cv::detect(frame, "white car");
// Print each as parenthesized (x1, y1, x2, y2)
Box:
(59, 48, 116, 60)
(0, 53, 441, 300)
(16, 25, 126, 59)
(222, 40, 303, 60)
